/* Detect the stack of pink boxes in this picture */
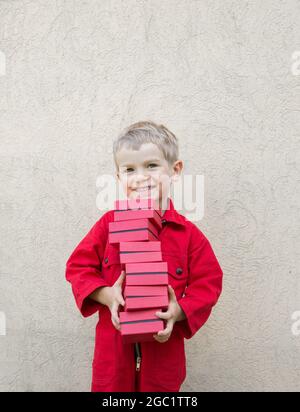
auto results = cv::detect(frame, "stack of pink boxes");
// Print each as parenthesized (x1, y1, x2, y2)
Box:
(108, 198, 169, 343)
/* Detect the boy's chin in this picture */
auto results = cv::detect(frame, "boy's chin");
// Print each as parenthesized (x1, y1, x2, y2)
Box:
(126, 191, 168, 210)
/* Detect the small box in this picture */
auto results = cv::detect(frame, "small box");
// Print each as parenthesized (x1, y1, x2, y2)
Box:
(114, 198, 162, 216)
(125, 261, 168, 286)
(126, 274, 168, 286)
(120, 251, 162, 264)
(108, 218, 159, 244)
(120, 241, 161, 253)
(114, 208, 162, 230)
(119, 308, 164, 343)
(124, 295, 169, 311)
(124, 285, 167, 297)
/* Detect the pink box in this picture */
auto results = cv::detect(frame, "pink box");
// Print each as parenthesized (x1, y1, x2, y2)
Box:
(120, 251, 162, 264)
(125, 261, 168, 286)
(120, 241, 161, 252)
(119, 308, 164, 343)
(114, 208, 162, 230)
(124, 285, 168, 297)
(108, 218, 159, 244)
(125, 273, 168, 286)
(125, 295, 169, 311)
(120, 241, 162, 263)
(114, 198, 162, 216)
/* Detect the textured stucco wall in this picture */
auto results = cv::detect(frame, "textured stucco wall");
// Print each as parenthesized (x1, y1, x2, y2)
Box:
(1, 0, 300, 392)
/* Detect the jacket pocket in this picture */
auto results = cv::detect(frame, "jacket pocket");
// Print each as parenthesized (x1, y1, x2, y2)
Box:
(102, 243, 120, 266)
(101, 243, 122, 285)
(161, 252, 188, 298)
(162, 252, 188, 280)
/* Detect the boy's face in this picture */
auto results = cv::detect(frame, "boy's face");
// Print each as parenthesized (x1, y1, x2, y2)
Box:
(116, 142, 183, 208)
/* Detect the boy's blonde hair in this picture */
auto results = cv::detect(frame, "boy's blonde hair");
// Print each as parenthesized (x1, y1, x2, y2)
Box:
(113, 120, 179, 170)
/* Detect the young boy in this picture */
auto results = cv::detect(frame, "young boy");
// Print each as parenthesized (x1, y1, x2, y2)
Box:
(65, 121, 223, 392)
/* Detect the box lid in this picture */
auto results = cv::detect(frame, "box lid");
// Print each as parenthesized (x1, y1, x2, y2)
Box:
(114, 198, 162, 216)
(119, 307, 162, 323)
(125, 261, 168, 274)
(109, 218, 158, 234)
(120, 241, 161, 252)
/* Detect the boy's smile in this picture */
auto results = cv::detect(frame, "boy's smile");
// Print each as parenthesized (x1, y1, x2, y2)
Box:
(115, 142, 183, 211)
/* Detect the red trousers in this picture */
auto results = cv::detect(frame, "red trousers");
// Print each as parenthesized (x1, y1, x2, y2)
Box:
(90, 308, 186, 392)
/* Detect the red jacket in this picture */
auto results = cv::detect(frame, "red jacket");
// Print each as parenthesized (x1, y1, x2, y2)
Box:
(65, 197, 223, 392)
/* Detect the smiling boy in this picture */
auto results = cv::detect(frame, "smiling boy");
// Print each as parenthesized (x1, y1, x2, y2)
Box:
(65, 120, 223, 392)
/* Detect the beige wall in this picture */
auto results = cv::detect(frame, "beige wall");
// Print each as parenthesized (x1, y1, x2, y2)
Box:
(1, 0, 300, 391)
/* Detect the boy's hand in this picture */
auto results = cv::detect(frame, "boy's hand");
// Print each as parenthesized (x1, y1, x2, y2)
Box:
(107, 270, 126, 330)
(153, 285, 186, 343)
(90, 271, 125, 330)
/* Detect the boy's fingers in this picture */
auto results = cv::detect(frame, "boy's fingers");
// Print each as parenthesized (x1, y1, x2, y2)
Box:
(111, 311, 119, 324)
(153, 334, 168, 343)
(115, 270, 125, 285)
(153, 332, 171, 342)
(155, 310, 171, 320)
(157, 319, 173, 337)
(157, 326, 172, 337)
(111, 306, 120, 325)
(111, 313, 120, 330)
(168, 285, 176, 300)
(112, 321, 120, 331)
(117, 294, 125, 306)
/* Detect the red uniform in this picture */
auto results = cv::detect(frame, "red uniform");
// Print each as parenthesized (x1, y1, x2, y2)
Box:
(65, 197, 223, 392)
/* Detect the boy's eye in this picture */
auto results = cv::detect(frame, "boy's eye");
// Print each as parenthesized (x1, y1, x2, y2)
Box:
(123, 163, 158, 173)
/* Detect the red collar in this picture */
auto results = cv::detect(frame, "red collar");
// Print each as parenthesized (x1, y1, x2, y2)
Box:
(161, 197, 186, 227)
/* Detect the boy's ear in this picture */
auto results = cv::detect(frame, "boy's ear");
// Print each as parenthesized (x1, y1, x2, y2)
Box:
(171, 160, 183, 182)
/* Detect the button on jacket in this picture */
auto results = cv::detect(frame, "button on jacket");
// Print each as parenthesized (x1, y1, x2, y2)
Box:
(65, 197, 223, 392)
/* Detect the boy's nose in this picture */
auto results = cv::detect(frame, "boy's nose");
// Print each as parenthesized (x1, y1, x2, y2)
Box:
(134, 175, 151, 185)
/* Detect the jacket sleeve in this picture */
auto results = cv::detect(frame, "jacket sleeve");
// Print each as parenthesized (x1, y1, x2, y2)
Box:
(176, 224, 223, 339)
(65, 212, 111, 318)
